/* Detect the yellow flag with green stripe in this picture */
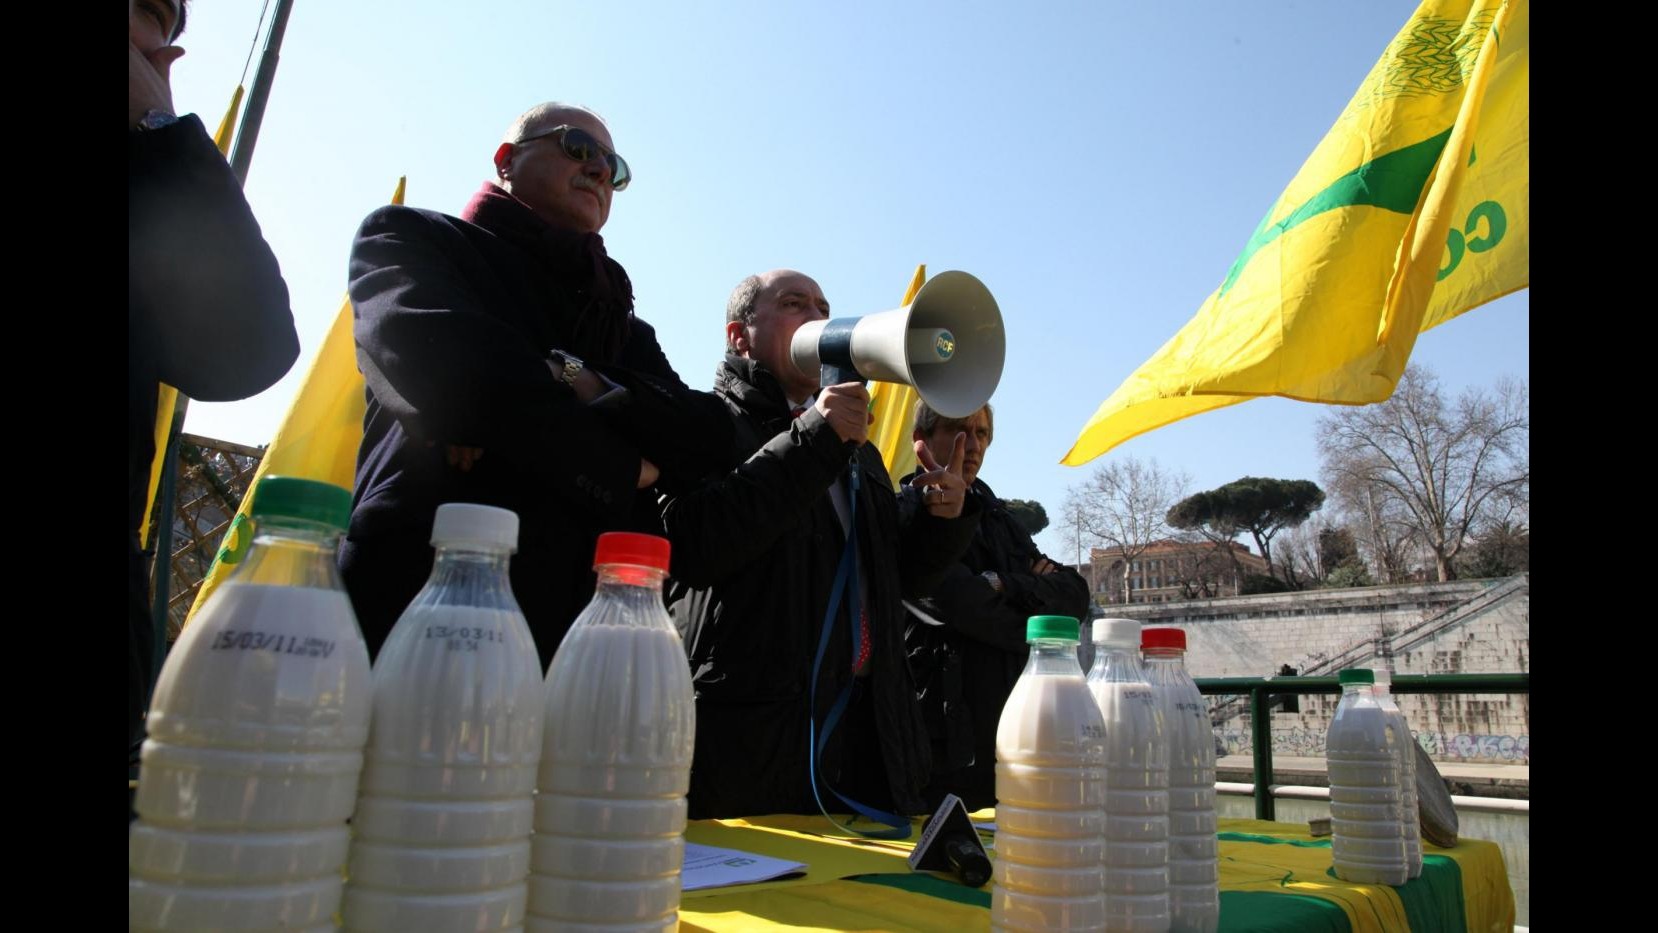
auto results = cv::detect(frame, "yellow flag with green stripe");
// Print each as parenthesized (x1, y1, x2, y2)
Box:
(868, 264, 928, 486)
(183, 178, 407, 626)
(1063, 0, 1528, 465)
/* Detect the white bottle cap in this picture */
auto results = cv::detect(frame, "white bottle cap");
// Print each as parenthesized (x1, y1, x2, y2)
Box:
(1092, 617, 1141, 646)
(430, 503, 519, 553)
(1371, 668, 1392, 687)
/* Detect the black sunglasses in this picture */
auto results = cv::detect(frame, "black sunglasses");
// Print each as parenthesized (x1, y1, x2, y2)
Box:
(514, 124, 632, 191)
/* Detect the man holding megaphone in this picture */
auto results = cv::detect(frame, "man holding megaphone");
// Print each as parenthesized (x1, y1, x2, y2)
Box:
(658, 268, 983, 824)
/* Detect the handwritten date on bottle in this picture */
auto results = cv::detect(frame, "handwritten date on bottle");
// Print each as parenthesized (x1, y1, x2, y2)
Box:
(210, 630, 336, 658)
(424, 625, 504, 652)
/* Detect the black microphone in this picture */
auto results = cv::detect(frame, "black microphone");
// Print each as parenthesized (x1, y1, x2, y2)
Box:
(908, 793, 992, 888)
(943, 834, 992, 888)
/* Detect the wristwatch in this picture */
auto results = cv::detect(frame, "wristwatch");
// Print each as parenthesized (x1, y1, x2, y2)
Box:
(135, 109, 179, 131)
(549, 350, 585, 387)
(982, 571, 1004, 594)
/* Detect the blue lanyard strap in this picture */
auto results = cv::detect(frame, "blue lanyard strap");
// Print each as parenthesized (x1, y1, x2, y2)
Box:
(807, 465, 911, 840)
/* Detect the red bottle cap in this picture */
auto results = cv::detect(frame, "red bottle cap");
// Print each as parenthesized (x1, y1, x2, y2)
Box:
(1141, 627, 1186, 650)
(593, 531, 671, 571)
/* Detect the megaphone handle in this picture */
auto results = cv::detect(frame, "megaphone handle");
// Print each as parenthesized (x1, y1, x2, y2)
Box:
(820, 363, 864, 388)
(815, 364, 867, 471)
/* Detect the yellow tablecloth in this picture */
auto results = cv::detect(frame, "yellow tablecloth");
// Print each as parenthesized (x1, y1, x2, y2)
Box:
(679, 813, 1514, 932)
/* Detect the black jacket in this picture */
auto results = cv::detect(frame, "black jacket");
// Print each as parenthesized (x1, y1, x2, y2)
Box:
(343, 193, 727, 665)
(129, 114, 299, 751)
(900, 475, 1091, 811)
(660, 357, 980, 819)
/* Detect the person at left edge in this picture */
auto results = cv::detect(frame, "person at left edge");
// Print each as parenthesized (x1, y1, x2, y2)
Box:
(129, 0, 300, 760)
(343, 102, 730, 667)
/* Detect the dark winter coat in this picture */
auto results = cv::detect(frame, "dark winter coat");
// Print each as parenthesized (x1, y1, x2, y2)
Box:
(342, 186, 728, 666)
(660, 356, 980, 819)
(129, 114, 299, 751)
(900, 474, 1091, 811)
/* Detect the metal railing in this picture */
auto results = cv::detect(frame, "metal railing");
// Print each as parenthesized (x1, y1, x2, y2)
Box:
(1193, 673, 1530, 820)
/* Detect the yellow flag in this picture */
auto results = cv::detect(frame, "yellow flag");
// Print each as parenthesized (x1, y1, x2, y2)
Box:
(211, 85, 246, 152)
(868, 265, 927, 486)
(142, 387, 181, 550)
(140, 87, 248, 548)
(184, 178, 407, 625)
(1063, 0, 1527, 466)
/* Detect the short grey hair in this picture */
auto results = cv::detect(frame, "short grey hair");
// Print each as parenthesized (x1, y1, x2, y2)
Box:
(913, 399, 994, 444)
(725, 275, 764, 349)
(503, 102, 607, 144)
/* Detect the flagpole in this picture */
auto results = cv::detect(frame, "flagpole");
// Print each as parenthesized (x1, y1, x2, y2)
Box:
(229, 0, 297, 185)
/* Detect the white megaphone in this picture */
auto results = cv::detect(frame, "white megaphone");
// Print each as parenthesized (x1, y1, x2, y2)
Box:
(789, 270, 1005, 419)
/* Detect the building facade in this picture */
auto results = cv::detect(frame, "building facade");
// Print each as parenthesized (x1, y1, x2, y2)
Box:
(1086, 539, 1270, 604)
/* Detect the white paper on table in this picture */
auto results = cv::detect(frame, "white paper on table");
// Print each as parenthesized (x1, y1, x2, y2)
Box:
(681, 842, 808, 891)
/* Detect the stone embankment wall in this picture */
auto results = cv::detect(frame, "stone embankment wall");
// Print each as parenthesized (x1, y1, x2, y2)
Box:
(1101, 575, 1529, 764)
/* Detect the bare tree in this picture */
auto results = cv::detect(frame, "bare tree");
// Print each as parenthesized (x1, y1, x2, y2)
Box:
(1323, 467, 1418, 583)
(1317, 365, 1528, 582)
(1166, 530, 1235, 598)
(1064, 456, 1190, 604)
(1279, 521, 1323, 590)
(1457, 484, 1530, 578)
(1280, 520, 1363, 589)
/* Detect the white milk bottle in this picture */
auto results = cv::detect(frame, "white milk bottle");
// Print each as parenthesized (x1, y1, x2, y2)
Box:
(1325, 668, 1409, 885)
(129, 476, 372, 932)
(1141, 628, 1217, 933)
(526, 532, 695, 932)
(1086, 618, 1170, 932)
(1371, 668, 1422, 879)
(343, 504, 545, 931)
(992, 615, 1107, 933)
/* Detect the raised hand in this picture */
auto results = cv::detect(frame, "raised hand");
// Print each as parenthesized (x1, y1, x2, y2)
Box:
(909, 431, 968, 518)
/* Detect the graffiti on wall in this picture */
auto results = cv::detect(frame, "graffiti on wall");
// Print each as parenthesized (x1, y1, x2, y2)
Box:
(1215, 729, 1529, 763)
(1416, 731, 1528, 762)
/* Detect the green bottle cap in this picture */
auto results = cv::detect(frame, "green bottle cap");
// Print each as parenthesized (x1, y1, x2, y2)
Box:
(1027, 615, 1079, 643)
(251, 476, 352, 530)
(1338, 668, 1375, 686)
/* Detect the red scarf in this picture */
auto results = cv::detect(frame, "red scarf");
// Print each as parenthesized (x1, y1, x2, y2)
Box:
(460, 182, 635, 362)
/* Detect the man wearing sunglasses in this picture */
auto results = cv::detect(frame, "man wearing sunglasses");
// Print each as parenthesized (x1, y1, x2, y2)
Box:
(653, 269, 981, 822)
(341, 102, 727, 667)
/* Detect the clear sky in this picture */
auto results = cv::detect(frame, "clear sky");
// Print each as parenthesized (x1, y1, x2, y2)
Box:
(171, 0, 1529, 564)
